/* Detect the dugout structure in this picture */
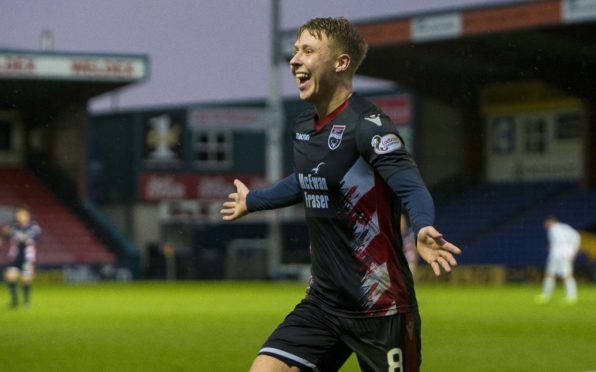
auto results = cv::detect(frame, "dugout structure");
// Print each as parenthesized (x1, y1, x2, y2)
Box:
(0, 49, 148, 275)
(0, 50, 148, 194)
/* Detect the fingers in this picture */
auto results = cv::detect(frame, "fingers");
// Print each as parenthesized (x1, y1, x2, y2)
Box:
(427, 229, 462, 256)
(425, 243, 460, 276)
(222, 201, 236, 208)
(430, 261, 440, 276)
(429, 255, 455, 277)
(437, 256, 452, 273)
(439, 249, 458, 267)
(425, 231, 461, 257)
(418, 227, 462, 276)
(220, 206, 233, 215)
(221, 196, 237, 220)
(439, 241, 462, 255)
(220, 206, 240, 221)
(221, 214, 235, 221)
(221, 193, 237, 216)
(221, 180, 249, 221)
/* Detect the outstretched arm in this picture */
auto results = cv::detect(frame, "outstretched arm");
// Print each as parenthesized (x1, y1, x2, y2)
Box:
(220, 174, 302, 221)
(0, 225, 12, 248)
(356, 110, 462, 276)
(416, 226, 461, 276)
(383, 169, 461, 275)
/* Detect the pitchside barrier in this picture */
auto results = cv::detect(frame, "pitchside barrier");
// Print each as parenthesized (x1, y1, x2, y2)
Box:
(27, 265, 133, 283)
(25, 263, 594, 284)
(415, 265, 507, 285)
(414, 264, 595, 284)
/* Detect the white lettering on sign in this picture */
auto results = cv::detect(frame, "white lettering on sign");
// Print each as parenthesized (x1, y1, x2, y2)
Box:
(0, 52, 146, 81)
(146, 176, 187, 199)
(188, 108, 269, 131)
(562, 0, 596, 23)
(412, 13, 462, 42)
(198, 177, 234, 199)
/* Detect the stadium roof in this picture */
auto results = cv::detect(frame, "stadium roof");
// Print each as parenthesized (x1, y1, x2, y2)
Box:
(351, 0, 596, 107)
(0, 50, 148, 110)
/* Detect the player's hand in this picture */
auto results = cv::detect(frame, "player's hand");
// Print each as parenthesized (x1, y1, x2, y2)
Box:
(220, 179, 250, 221)
(416, 226, 461, 276)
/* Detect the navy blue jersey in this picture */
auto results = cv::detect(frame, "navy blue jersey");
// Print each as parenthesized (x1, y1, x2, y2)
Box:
(7, 221, 41, 266)
(248, 93, 434, 317)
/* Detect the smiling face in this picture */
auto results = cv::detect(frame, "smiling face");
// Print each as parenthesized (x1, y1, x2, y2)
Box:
(289, 30, 341, 105)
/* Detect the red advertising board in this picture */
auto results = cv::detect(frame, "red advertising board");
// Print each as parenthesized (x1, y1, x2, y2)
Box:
(369, 94, 412, 126)
(139, 173, 268, 202)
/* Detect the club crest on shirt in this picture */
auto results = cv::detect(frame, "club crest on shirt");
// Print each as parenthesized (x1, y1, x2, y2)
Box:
(328, 125, 346, 150)
(371, 134, 402, 154)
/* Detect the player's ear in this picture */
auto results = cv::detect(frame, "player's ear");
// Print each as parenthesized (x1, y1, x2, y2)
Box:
(335, 53, 351, 73)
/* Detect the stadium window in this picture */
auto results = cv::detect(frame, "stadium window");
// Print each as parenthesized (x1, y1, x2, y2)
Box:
(193, 129, 232, 169)
(523, 117, 547, 154)
(555, 113, 581, 140)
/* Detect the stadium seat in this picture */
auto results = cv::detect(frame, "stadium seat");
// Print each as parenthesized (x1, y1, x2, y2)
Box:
(435, 181, 596, 265)
(0, 167, 115, 267)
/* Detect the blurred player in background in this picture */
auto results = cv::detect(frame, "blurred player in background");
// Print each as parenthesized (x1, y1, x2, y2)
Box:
(536, 216, 580, 305)
(1, 206, 41, 308)
(222, 17, 460, 371)
(401, 212, 418, 276)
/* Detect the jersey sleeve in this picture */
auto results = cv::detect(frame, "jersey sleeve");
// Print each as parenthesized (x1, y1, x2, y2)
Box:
(356, 111, 434, 235)
(31, 223, 42, 241)
(246, 173, 303, 212)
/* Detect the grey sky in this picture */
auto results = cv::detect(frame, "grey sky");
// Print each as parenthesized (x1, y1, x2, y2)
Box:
(1, 0, 519, 111)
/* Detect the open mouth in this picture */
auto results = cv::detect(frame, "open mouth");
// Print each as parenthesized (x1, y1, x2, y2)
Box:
(295, 72, 311, 87)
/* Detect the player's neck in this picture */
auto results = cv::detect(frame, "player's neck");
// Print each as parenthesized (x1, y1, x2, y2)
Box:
(313, 83, 353, 119)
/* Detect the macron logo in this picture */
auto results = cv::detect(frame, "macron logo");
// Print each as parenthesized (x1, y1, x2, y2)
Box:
(364, 114, 382, 127)
(295, 133, 310, 141)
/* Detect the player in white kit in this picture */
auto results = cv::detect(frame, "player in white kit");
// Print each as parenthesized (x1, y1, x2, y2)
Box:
(536, 216, 581, 305)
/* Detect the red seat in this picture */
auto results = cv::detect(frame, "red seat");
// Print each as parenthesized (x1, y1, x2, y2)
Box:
(0, 167, 115, 266)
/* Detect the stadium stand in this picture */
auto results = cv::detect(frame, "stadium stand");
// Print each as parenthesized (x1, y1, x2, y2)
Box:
(436, 182, 596, 265)
(0, 167, 115, 266)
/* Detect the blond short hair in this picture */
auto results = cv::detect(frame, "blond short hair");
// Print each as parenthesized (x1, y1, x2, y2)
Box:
(297, 17, 368, 74)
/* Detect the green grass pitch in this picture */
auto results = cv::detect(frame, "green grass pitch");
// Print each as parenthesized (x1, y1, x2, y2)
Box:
(1, 281, 595, 371)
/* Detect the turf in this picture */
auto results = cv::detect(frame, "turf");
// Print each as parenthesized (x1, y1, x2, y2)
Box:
(0, 281, 595, 371)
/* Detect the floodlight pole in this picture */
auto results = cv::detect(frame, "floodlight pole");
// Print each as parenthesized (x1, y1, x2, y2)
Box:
(266, 0, 284, 278)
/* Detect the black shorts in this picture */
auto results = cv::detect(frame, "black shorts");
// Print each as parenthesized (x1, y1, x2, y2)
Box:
(8, 254, 34, 276)
(258, 299, 421, 372)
